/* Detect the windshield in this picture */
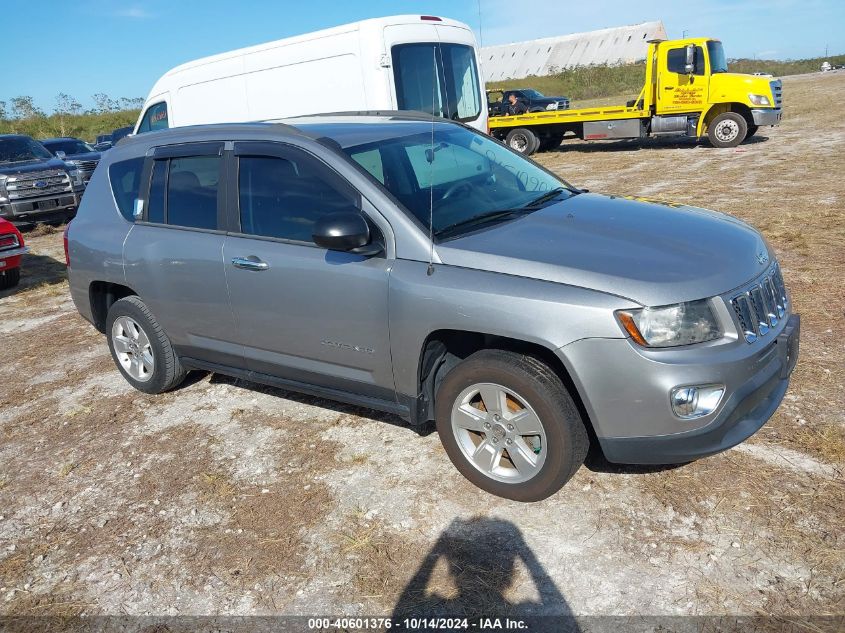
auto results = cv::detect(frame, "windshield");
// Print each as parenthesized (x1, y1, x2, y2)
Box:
(392, 43, 482, 123)
(707, 41, 728, 73)
(0, 137, 53, 164)
(342, 124, 572, 238)
(42, 139, 94, 156)
(521, 89, 544, 98)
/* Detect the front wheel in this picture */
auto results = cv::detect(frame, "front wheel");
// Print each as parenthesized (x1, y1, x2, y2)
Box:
(707, 112, 748, 148)
(0, 267, 20, 290)
(435, 350, 588, 502)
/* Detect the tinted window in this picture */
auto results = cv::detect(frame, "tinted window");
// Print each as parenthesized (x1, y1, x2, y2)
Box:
(392, 43, 481, 122)
(137, 102, 169, 133)
(166, 156, 220, 230)
(238, 155, 356, 243)
(0, 137, 53, 163)
(109, 157, 145, 221)
(350, 148, 384, 183)
(667, 46, 705, 75)
(707, 41, 728, 73)
(42, 139, 94, 155)
(147, 161, 166, 224)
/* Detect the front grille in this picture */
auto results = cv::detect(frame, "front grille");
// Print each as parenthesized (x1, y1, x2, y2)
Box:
(5, 169, 72, 201)
(770, 79, 783, 107)
(730, 264, 788, 343)
(75, 160, 98, 171)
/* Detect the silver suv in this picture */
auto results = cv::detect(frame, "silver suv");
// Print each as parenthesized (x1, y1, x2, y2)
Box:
(66, 114, 800, 501)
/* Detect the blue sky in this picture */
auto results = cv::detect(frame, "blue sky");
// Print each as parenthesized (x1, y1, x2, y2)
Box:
(2, 0, 842, 112)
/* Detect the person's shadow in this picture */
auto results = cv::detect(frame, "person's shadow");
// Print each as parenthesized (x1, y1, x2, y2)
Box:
(392, 517, 580, 632)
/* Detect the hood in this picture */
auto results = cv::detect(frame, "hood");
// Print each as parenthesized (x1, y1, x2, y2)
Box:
(436, 193, 771, 306)
(63, 152, 102, 162)
(0, 157, 69, 176)
(710, 72, 777, 100)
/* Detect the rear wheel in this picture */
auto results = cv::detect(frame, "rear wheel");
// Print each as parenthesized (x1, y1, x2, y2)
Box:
(0, 267, 20, 290)
(537, 134, 563, 152)
(505, 128, 539, 156)
(106, 296, 186, 394)
(435, 350, 588, 502)
(707, 112, 747, 148)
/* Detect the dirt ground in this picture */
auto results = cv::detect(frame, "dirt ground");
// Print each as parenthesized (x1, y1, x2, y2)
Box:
(0, 72, 843, 628)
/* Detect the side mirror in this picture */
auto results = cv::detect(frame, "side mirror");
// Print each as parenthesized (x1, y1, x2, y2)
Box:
(684, 44, 695, 74)
(56, 150, 67, 159)
(312, 211, 371, 252)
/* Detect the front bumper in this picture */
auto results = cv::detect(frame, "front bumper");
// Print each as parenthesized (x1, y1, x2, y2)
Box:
(560, 314, 800, 465)
(0, 191, 79, 223)
(751, 108, 782, 126)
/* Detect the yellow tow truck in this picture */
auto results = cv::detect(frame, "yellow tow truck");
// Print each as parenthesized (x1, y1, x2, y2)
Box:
(488, 38, 783, 154)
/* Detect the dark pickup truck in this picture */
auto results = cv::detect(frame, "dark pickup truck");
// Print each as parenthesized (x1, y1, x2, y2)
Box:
(487, 88, 570, 116)
(0, 135, 83, 225)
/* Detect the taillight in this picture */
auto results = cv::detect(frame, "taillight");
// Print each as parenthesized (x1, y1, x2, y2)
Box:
(0, 234, 18, 250)
(63, 223, 70, 267)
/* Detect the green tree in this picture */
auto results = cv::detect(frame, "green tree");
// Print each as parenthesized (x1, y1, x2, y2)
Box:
(10, 95, 45, 120)
(54, 93, 83, 136)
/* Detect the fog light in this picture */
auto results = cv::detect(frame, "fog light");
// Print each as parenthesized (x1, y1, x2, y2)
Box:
(671, 385, 724, 419)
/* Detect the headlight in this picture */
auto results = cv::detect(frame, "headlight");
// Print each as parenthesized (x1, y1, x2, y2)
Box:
(68, 168, 83, 186)
(616, 299, 722, 348)
(545, 103, 558, 110)
(748, 93, 771, 106)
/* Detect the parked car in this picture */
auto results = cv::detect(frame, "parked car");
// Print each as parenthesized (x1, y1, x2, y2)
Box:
(487, 88, 570, 116)
(110, 126, 133, 147)
(0, 217, 26, 289)
(93, 133, 113, 152)
(40, 137, 103, 185)
(0, 134, 83, 225)
(66, 114, 799, 502)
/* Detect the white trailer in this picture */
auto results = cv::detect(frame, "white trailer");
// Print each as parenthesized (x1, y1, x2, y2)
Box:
(134, 15, 486, 134)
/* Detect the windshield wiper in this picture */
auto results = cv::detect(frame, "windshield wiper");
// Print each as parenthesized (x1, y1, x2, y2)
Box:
(521, 186, 570, 208)
(435, 209, 532, 239)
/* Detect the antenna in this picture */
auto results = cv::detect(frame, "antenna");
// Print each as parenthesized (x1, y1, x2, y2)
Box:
(477, 0, 484, 48)
(427, 46, 436, 276)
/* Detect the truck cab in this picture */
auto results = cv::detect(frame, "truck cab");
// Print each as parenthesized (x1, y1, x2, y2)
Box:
(647, 38, 782, 144)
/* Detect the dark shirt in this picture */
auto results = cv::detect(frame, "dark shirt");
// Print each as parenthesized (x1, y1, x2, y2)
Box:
(506, 100, 528, 115)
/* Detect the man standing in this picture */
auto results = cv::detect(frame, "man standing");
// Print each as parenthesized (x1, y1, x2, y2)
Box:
(505, 93, 528, 115)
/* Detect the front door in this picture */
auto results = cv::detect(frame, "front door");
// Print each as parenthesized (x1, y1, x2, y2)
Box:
(657, 43, 709, 114)
(222, 142, 395, 402)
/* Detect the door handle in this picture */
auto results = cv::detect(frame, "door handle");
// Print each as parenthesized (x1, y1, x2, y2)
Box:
(664, 86, 675, 90)
(231, 256, 269, 271)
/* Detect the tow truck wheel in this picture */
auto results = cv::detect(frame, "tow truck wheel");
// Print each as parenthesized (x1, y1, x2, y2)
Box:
(505, 128, 539, 156)
(707, 112, 747, 148)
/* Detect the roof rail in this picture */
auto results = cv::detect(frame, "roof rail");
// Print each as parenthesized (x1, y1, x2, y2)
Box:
(284, 110, 440, 122)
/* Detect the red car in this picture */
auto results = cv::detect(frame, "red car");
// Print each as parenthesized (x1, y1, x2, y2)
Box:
(0, 218, 26, 289)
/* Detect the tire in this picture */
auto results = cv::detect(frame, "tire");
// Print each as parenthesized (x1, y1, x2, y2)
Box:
(106, 296, 186, 394)
(435, 350, 589, 502)
(707, 112, 747, 148)
(505, 128, 539, 156)
(746, 124, 759, 138)
(537, 134, 563, 152)
(0, 267, 20, 290)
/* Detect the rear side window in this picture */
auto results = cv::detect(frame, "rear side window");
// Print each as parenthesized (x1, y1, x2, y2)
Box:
(237, 155, 356, 243)
(108, 157, 145, 221)
(146, 155, 220, 229)
(137, 102, 169, 133)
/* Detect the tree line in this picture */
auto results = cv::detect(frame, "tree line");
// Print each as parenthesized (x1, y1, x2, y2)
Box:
(0, 94, 145, 141)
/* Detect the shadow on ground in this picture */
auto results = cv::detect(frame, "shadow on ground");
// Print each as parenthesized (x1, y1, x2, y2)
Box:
(541, 134, 769, 154)
(392, 517, 580, 632)
(0, 252, 67, 298)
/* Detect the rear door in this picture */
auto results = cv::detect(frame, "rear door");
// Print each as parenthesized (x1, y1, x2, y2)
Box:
(222, 141, 395, 401)
(123, 141, 244, 368)
(657, 44, 708, 114)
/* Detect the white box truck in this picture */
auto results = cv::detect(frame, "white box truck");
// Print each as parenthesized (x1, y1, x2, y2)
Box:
(134, 15, 487, 134)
